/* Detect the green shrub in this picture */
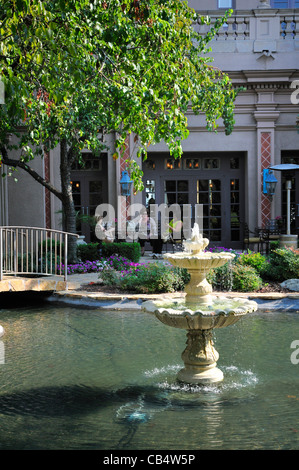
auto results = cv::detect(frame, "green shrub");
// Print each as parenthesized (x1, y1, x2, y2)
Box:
(40, 238, 64, 252)
(121, 263, 187, 293)
(100, 262, 189, 294)
(269, 240, 279, 252)
(207, 262, 234, 291)
(100, 266, 121, 286)
(260, 247, 299, 282)
(77, 242, 99, 262)
(232, 264, 263, 292)
(102, 241, 141, 263)
(17, 251, 61, 274)
(237, 251, 267, 274)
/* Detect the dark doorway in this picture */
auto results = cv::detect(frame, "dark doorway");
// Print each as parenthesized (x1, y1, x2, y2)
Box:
(281, 151, 299, 235)
(143, 152, 245, 249)
(71, 153, 108, 242)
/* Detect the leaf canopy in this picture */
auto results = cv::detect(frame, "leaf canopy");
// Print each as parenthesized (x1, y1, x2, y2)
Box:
(0, 0, 237, 190)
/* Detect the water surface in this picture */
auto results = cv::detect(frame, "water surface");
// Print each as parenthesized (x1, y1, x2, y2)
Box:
(0, 302, 299, 450)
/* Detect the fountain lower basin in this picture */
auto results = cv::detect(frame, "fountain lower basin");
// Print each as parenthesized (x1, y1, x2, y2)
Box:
(143, 296, 258, 331)
(143, 296, 257, 385)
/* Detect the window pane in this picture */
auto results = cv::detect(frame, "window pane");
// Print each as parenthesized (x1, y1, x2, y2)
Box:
(210, 179, 221, 191)
(198, 193, 209, 204)
(218, 0, 232, 7)
(197, 180, 209, 191)
(177, 180, 188, 192)
(210, 206, 221, 217)
(166, 158, 181, 170)
(145, 180, 156, 206)
(165, 181, 176, 192)
(185, 158, 200, 169)
(178, 193, 189, 205)
(90, 194, 102, 206)
(89, 181, 102, 192)
(231, 230, 240, 241)
(210, 193, 221, 204)
(73, 194, 81, 206)
(210, 218, 221, 229)
(272, 0, 288, 6)
(203, 158, 220, 169)
(165, 193, 176, 205)
(71, 181, 81, 193)
(144, 160, 156, 170)
(230, 157, 239, 169)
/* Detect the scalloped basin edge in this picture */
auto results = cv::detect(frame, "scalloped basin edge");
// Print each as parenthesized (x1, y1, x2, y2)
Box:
(142, 297, 258, 330)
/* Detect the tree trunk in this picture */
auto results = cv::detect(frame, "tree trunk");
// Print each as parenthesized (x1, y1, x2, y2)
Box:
(1, 139, 79, 264)
(60, 139, 78, 264)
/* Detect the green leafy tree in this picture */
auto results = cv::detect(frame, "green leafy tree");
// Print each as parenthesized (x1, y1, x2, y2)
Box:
(0, 0, 238, 261)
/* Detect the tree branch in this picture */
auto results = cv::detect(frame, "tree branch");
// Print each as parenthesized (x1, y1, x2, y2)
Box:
(0, 146, 62, 201)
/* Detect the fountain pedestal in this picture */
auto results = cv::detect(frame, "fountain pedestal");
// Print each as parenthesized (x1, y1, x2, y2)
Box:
(178, 329, 223, 384)
(184, 268, 213, 305)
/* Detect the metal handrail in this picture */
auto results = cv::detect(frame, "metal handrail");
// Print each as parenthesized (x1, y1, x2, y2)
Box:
(0, 226, 79, 282)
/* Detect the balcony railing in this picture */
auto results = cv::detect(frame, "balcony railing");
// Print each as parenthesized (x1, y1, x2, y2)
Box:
(0, 226, 79, 282)
(195, 9, 299, 42)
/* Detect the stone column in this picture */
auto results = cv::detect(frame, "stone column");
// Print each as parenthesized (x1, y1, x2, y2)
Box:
(117, 135, 131, 240)
(254, 91, 279, 228)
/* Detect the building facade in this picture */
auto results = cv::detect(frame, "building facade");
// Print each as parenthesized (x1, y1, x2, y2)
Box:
(1, 0, 299, 249)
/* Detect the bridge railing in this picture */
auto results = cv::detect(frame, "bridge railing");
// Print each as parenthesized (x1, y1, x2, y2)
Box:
(0, 226, 79, 282)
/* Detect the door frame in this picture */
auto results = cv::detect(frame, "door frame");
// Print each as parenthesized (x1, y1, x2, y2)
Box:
(142, 152, 245, 249)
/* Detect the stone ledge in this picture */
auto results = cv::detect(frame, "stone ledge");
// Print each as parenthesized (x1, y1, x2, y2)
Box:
(0, 277, 66, 293)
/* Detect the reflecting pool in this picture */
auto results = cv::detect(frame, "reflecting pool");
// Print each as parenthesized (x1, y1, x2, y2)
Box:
(0, 302, 299, 450)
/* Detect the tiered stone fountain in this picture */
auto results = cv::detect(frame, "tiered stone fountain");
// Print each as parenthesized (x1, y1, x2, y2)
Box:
(143, 224, 257, 385)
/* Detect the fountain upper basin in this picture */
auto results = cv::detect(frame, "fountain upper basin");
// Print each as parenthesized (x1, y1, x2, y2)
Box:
(163, 251, 235, 270)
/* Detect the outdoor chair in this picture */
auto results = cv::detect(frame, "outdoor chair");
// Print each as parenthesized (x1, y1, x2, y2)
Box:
(243, 223, 270, 253)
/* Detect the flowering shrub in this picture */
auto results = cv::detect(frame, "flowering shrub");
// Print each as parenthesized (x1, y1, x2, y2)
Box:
(61, 254, 146, 276)
(60, 244, 299, 293)
(100, 261, 189, 294)
(61, 260, 107, 275)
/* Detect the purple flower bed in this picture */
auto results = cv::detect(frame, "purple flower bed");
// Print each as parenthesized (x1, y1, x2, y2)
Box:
(60, 254, 148, 276)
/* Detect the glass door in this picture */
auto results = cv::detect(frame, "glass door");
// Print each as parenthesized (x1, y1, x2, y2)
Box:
(71, 153, 108, 242)
(143, 152, 244, 249)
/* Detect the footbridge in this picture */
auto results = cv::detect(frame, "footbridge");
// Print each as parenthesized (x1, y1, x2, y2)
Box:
(0, 226, 78, 293)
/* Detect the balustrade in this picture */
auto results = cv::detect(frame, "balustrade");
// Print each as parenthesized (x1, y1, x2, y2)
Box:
(0, 226, 78, 281)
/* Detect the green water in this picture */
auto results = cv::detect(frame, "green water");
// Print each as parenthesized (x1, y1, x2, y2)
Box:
(0, 303, 299, 450)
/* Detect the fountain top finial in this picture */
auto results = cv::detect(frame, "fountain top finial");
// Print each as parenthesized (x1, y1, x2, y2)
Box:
(183, 223, 209, 254)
